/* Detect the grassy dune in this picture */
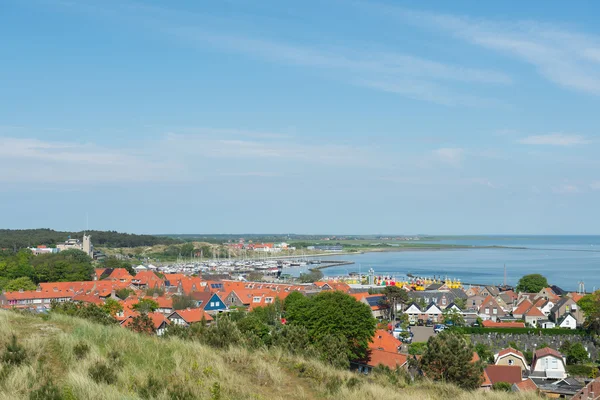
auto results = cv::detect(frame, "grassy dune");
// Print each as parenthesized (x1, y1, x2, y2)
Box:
(0, 311, 540, 400)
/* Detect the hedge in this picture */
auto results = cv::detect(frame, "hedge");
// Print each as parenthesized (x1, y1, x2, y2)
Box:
(566, 364, 598, 379)
(450, 327, 587, 336)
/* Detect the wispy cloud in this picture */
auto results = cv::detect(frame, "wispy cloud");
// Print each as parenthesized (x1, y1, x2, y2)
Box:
(552, 184, 581, 194)
(48, 1, 510, 107)
(518, 133, 590, 146)
(370, 5, 600, 95)
(432, 147, 464, 166)
(590, 182, 600, 190)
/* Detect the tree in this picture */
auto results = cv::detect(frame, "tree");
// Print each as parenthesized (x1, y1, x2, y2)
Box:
(298, 269, 324, 283)
(31, 249, 94, 283)
(565, 343, 589, 365)
(474, 342, 494, 364)
(103, 256, 136, 276)
(4, 277, 37, 291)
(284, 291, 376, 361)
(132, 299, 159, 314)
(101, 298, 123, 316)
(383, 286, 409, 321)
(128, 314, 155, 335)
(420, 331, 484, 390)
(516, 274, 548, 293)
(315, 334, 349, 369)
(172, 295, 196, 310)
(115, 288, 133, 300)
(442, 307, 465, 326)
(453, 297, 466, 310)
(578, 291, 600, 334)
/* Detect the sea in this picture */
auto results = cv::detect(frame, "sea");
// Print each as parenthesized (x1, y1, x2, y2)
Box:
(298, 236, 600, 292)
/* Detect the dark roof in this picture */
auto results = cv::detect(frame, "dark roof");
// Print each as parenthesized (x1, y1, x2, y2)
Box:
(425, 283, 443, 291)
(365, 295, 385, 307)
(551, 285, 566, 296)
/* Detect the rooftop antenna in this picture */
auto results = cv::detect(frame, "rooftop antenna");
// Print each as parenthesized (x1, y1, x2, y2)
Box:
(504, 264, 507, 287)
(86, 212, 89, 234)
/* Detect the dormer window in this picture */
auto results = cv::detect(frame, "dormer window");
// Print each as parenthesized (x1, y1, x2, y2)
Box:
(253, 297, 261, 303)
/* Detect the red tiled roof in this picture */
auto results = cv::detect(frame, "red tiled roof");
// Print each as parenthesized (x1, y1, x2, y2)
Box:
(524, 306, 545, 317)
(513, 299, 533, 315)
(514, 378, 537, 392)
(484, 365, 523, 385)
(482, 320, 526, 328)
(370, 330, 401, 353)
(534, 347, 563, 359)
(72, 293, 104, 305)
(365, 349, 408, 369)
(169, 308, 213, 323)
(148, 312, 170, 329)
(481, 370, 492, 387)
(497, 347, 525, 359)
(572, 377, 600, 399)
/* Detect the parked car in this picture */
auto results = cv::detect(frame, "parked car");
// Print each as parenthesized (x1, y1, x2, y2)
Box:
(417, 320, 425, 326)
(409, 320, 416, 326)
(433, 324, 446, 333)
(425, 319, 434, 327)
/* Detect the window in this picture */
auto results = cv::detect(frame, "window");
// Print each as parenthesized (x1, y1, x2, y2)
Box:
(210, 302, 214, 307)
(442, 298, 447, 306)
(253, 297, 261, 303)
(493, 308, 498, 315)
(508, 359, 514, 366)
(214, 301, 220, 306)
(472, 300, 476, 306)
(485, 308, 490, 314)
(551, 358, 558, 369)
(265, 297, 273, 304)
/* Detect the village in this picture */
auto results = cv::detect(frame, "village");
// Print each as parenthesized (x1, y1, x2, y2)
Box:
(0, 261, 598, 399)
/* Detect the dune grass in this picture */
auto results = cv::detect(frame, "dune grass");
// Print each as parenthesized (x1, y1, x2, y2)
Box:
(0, 310, 540, 400)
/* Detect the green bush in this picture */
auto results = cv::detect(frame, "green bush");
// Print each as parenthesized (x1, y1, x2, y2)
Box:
(492, 382, 512, 391)
(73, 342, 90, 360)
(29, 380, 62, 400)
(566, 364, 598, 378)
(88, 361, 118, 385)
(1, 334, 27, 366)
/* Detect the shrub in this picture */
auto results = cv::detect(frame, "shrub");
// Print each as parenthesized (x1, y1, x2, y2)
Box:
(88, 361, 118, 385)
(408, 342, 427, 355)
(139, 375, 164, 399)
(566, 364, 598, 378)
(29, 380, 62, 400)
(2, 334, 27, 366)
(492, 382, 512, 391)
(73, 342, 90, 360)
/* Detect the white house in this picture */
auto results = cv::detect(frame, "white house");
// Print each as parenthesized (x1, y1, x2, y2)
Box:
(557, 314, 577, 330)
(424, 303, 443, 323)
(404, 303, 422, 324)
(539, 320, 556, 329)
(531, 348, 567, 379)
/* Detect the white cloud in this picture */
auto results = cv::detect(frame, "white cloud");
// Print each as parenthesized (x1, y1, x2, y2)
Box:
(372, 5, 600, 95)
(432, 147, 464, 166)
(590, 182, 600, 190)
(552, 184, 580, 194)
(50, 1, 510, 107)
(518, 133, 590, 146)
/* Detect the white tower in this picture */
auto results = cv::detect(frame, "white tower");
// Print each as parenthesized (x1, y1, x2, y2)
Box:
(83, 234, 93, 258)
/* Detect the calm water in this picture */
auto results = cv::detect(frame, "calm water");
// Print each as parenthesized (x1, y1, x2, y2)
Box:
(302, 236, 600, 292)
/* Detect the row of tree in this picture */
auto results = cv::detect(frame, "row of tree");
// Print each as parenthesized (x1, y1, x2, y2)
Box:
(0, 249, 94, 291)
(0, 229, 180, 250)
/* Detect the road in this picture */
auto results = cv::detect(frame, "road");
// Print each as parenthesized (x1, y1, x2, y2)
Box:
(410, 326, 435, 343)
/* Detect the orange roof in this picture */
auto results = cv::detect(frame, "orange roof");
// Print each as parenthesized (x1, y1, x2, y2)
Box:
(143, 295, 173, 309)
(148, 312, 170, 329)
(72, 293, 104, 305)
(472, 352, 481, 363)
(484, 365, 522, 385)
(569, 292, 584, 303)
(170, 308, 213, 323)
(106, 268, 134, 282)
(481, 370, 492, 387)
(497, 347, 526, 359)
(370, 330, 402, 353)
(513, 299, 533, 315)
(524, 306, 545, 317)
(365, 349, 408, 369)
(514, 378, 537, 392)
(534, 347, 563, 359)
(482, 320, 525, 328)
(2, 290, 74, 301)
(133, 271, 164, 287)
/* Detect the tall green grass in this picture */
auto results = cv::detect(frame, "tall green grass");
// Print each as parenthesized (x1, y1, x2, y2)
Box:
(0, 310, 541, 400)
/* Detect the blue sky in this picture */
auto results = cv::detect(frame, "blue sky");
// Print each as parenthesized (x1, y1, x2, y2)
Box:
(2, 0, 600, 235)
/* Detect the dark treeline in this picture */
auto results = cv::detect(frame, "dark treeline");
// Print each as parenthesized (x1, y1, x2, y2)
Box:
(0, 229, 181, 249)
